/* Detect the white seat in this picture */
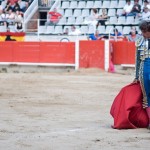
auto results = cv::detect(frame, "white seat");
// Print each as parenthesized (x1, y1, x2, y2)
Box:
(0, 26, 7, 32)
(93, 1, 102, 8)
(98, 26, 106, 34)
(75, 16, 84, 25)
(117, 9, 123, 16)
(108, 16, 118, 25)
(82, 9, 90, 17)
(57, 9, 64, 16)
(134, 18, 140, 25)
(105, 26, 114, 34)
(67, 17, 76, 25)
(70, 1, 77, 9)
(88, 25, 95, 34)
(109, 1, 118, 8)
(80, 26, 88, 34)
(38, 26, 46, 34)
(108, 9, 116, 17)
(73, 9, 82, 17)
(102, 1, 110, 8)
(125, 16, 134, 25)
(46, 26, 55, 34)
(64, 9, 73, 17)
(117, 0, 126, 8)
(117, 16, 126, 25)
(86, 1, 94, 8)
(54, 26, 63, 34)
(61, 1, 70, 9)
(123, 26, 131, 35)
(78, 1, 86, 9)
(57, 17, 67, 25)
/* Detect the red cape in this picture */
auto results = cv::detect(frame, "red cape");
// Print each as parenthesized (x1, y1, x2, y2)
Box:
(110, 82, 149, 129)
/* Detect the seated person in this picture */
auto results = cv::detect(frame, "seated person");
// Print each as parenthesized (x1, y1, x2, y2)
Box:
(88, 30, 104, 40)
(128, 0, 141, 17)
(139, 6, 150, 20)
(110, 28, 124, 40)
(69, 26, 81, 35)
(121, 0, 133, 16)
(15, 22, 23, 32)
(97, 8, 108, 27)
(45, 8, 62, 26)
(127, 28, 141, 42)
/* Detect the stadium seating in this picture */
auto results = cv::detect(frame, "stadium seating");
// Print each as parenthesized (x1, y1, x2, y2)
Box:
(37, 0, 142, 35)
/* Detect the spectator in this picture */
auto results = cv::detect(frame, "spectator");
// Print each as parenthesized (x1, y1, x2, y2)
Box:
(97, 8, 108, 27)
(121, 0, 133, 16)
(142, 0, 150, 11)
(69, 25, 81, 35)
(84, 8, 99, 33)
(15, 10, 23, 23)
(140, 6, 150, 20)
(88, 30, 103, 40)
(110, 28, 124, 41)
(63, 27, 69, 35)
(127, 28, 141, 42)
(15, 21, 23, 32)
(5, 1, 13, 12)
(13, 2, 20, 12)
(7, 9, 15, 25)
(0, 9, 7, 26)
(45, 8, 62, 26)
(128, 0, 141, 17)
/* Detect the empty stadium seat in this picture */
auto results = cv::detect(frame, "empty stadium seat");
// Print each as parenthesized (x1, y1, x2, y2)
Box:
(117, 16, 126, 25)
(38, 26, 46, 34)
(61, 1, 70, 9)
(108, 9, 116, 17)
(57, 17, 67, 25)
(88, 25, 95, 34)
(105, 25, 114, 34)
(70, 1, 78, 9)
(117, 0, 126, 8)
(73, 9, 82, 17)
(75, 16, 84, 25)
(0, 26, 7, 32)
(98, 26, 106, 34)
(102, 1, 110, 8)
(109, 1, 118, 8)
(86, 1, 94, 8)
(54, 26, 63, 34)
(67, 16, 76, 25)
(125, 16, 134, 25)
(64, 9, 73, 17)
(46, 26, 55, 34)
(123, 26, 131, 35)
(82, 9, 90, 17)
(78, 1, 86, 9)
(108, 16, 118, 25)
(93, 1, 102, 8)
(80, 25, 89, 35)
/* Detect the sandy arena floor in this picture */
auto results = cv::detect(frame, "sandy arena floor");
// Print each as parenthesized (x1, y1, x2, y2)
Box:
(0, 69, 150, 150)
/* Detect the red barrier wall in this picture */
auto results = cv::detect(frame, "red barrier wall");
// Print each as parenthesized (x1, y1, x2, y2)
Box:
(111, 41, 136, 64)
(79, 40, 105, 69)
(0, 42, 75, 63)
(0, 41, 136, 69)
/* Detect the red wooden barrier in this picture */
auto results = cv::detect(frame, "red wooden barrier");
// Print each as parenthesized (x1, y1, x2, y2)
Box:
(79, 40, 105, 69)
(112, 41, 136, 65)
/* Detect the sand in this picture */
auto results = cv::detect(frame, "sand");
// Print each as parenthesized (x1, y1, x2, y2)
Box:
(0, 69, 149, 150)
